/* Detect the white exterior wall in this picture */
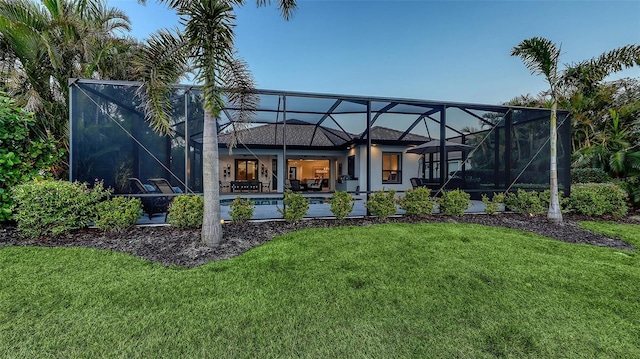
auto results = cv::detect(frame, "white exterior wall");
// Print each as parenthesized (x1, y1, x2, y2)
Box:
(354, 144, 422, 192)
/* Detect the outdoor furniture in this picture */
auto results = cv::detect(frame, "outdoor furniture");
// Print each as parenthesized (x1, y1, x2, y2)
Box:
(288, 179, 302, 191)
(148, 178, 181, 195)
(128, 178, 170, 219)
(306, 178, 323, 191)
(230, 180, 262, 192)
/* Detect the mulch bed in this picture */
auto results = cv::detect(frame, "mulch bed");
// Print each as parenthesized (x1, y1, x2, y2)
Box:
(0, 213, 638, 268)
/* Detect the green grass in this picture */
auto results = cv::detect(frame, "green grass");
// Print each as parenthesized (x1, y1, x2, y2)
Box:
(1, 223, 640, 358)
(579, 220, 640, 248)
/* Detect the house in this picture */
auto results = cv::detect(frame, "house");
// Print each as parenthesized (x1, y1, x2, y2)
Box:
(68, 79, 572, 198)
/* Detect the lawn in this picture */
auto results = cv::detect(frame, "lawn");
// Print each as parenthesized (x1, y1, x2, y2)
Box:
(1, 222, 639, 358)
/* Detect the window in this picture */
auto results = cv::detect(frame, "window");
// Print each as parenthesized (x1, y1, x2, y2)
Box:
(347, 155, 355, 178)
(382, 152, 402, 183)
(235, 159, 258, 180)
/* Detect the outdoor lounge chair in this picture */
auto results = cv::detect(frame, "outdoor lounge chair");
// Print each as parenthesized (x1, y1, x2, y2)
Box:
(289, 179, 302, 191)
(147, 178, 180, 194)
(128, 178, 170, 219)
(307, 178, 323, 191)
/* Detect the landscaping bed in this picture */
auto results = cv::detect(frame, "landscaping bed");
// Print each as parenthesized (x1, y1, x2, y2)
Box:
(0, 213, 638, 268)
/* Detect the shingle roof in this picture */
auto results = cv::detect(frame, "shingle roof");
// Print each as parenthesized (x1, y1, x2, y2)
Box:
(218, 122, 428, 148)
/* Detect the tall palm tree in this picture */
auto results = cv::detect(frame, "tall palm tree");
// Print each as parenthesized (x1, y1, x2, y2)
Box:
(511, 37, 563, 222)
(136, 0, 296, 247)
(511, 38, 640, 222)
(0, 0, 137, 146)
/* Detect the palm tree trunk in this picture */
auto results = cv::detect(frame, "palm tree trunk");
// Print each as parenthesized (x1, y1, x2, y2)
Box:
(548, 101, 563, 222)
(202, 109, 222, 246)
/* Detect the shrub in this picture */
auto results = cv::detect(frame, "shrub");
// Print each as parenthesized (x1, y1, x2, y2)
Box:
(278, 190, 309, 223)
(168, 195, 204, 229)
(397, 187, 435, 216)
(0, 93, 63, 221)
(365, 189, 397, 218)
(330, 190, 354, 220)
(621, 177, 640, 210)
(538, 189, 570, 213)
(504, 189, 546, 216)
(229, 196, 255, 223)
(12, 180, 111, 238)
(569, 183, 628, 217)
(571, 168, 611, 184)
(481, 192, 505, 214)
(94, 197, 142, 231)
(438, 189, 470, 216)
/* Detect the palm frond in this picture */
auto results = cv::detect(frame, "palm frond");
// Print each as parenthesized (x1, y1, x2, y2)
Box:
(134, 28, 189, 134)
(511, 37, 561, 91)
(254, 0, 297, 20)
(563, 44, 640, 92)
(219, 55, 258, 148)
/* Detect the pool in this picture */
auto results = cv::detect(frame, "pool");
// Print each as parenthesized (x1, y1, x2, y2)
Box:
(220, 196, 332, 206)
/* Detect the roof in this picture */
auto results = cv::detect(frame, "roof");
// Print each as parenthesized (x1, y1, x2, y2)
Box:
(218, 123, 429, 149)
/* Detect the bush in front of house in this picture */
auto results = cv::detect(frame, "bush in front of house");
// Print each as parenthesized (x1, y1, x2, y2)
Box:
(278, 189, 309, 223)
(569, 183, 628, 217)
(12, 180, 111, 238)
(438, 189, 470, 216)
(365, 189, 397, 218)
(481, 192, 505, 214)
(504, 189, 546, 216)
(168, 195, 204, 229)
(330, 190, 354, 220)
(94, 196, 142, 231)
(397, 187, 435, 216)
(229, 196, 255, 223)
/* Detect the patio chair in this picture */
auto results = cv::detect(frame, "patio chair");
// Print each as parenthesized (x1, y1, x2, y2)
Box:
(289, 179, 302, 191)
(147, 178, 180, 194)
(128, 178, 170, 219)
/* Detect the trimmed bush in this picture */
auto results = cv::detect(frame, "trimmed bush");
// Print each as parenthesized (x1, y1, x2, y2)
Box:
(365, 189, 397, 218)
(504, 189, 546, 216)
(569, 183, 628, 217)
(438, 189, 470, 216)
(481, 192, 505, 214)
(571, 168, 611, 184)
(278, 190, 309, 223)
(94, 197, 142, 231)
(168, 195, 204, 229)
(330, 190, 354, 220)
(229, 196, 255, 223)
(12, 180, 110, 238)
(397, 187, 435, 216)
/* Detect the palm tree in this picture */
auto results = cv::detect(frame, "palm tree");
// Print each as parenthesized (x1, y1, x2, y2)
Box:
(135, 0, 296, 247)
(0, 0, 137, 146)
(511, 37, 563, 222)
(511, 38, 640, 222)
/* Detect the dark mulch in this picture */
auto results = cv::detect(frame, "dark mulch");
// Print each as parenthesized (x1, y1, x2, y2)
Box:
(0, 213, 638, 268)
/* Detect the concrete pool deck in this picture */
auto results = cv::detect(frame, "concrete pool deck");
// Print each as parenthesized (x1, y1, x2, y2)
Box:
(136, 192, 488, 225)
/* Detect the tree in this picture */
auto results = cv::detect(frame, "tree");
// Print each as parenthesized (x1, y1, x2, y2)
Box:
(135, 0, 296, 247)
(0, 0, 139, 149)
(511, 37, 563, 222)
(511, 38, 640, 221)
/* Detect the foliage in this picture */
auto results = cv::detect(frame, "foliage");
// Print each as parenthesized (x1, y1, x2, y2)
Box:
(482, 192, 505, 214)
(571, 168, 612, 183)
(365, 189, 397, 218)
(94, 197, 142, 231)
(330, 190, 354, 220)
(0, 0, 139, 148)
(504, 189, 546, 216)
(397, 187, 435, 216)
(621, 176, 640, 209)
(277, 189, 309, 223)
(168, 195, 204, 229)
(569, 183, 628, 217)
(0, 93, 62, 221)
(12, 180, 110, 238)
(438, 189, 470, 216)
(229, 196, 255, 223)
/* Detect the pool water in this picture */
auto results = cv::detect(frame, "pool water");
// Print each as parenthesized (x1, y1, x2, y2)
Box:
(220, 197, 332, 206)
